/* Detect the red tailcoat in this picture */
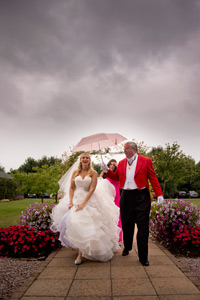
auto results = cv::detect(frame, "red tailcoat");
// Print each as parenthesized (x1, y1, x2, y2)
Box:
(106, 155, 163, 197)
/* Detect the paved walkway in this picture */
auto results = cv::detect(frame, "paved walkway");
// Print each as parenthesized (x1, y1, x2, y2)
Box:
(10, 237, 200, 300)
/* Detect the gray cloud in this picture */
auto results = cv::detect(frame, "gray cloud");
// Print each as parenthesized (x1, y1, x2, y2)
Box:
(1, 0, 200, 75)
(0, 0, 200, 171)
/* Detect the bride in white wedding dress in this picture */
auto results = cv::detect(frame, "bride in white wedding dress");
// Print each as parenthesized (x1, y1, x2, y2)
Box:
(50, 153, 120, 264)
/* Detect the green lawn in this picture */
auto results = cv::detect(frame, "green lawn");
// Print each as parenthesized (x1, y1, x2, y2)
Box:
(182, 199, 200, 210)
(0, 198, 57, 228)
(0, 198, 199, 229)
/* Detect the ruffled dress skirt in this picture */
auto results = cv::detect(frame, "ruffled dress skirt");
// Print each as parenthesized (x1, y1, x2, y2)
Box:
(51, 176, 120, 261)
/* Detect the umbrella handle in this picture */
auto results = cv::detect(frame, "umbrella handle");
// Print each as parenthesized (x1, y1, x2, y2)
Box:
(100, 152, 104, 163)
(97, 141, 103, 163)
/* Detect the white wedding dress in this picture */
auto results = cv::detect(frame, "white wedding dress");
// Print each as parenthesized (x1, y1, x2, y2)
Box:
(51, 175, 120, 261)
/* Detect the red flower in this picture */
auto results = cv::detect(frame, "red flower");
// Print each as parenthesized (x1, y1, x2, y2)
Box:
(0, 225, 61, 258)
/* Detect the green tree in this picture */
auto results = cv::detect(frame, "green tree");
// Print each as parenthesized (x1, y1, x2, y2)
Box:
(177, 156, 196, 193)
(137, 140, 150, 156)
(12, 171, 33, 198)
(13, 171, 34, 194)
(30, 165, 51, 203)
(18, 157, 38, 173)
(17, 156, 61, 173)
(0, 177, 17, 199)
(190, 161, 200, 195)
(13, 167, 51, 202)
(0, 164, 5, 172)
(92, 162, 101, 175)
(46, 163, 62, 203)
(61, 152, 82, 175)
(148, 142, 194, 198)
(13, 153, 81, 202)
(37, 156, 61, 168)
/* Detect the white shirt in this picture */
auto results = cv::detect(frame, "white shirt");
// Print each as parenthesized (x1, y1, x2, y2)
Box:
(123, 154, 138, 190)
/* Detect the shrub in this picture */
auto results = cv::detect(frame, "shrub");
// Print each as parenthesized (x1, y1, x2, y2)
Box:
(0, 225, 61, 258)
(173, 226, 200, 256)
(0, 178, 17, 200)
(150, 199, 200, 253)
(9, 196, 24, 201)
(19, 200, 55, 231)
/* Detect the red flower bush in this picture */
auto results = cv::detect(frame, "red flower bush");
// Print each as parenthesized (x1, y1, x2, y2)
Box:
(150, 199, 200, 256)
(0, 225, 61, 258)
(9, 196, 24, 201)
(173, 226, 200, 256)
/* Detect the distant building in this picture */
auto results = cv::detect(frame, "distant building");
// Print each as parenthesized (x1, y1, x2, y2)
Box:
(0, 171, 13, 180)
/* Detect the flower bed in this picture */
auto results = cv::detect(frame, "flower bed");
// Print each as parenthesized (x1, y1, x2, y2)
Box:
(0, 196, 24, 202)
(0, 200, 61, 258)
(19, 200, 54, 231)
(0, 225, 61, 258)
(173, 226, 200, 256)
(150, 199, 200, 256)
(9, 196, 24, 201)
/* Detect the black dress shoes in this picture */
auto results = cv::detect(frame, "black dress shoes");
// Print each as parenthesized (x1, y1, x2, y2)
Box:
(140, 259, 149, 266)
(122, 249, 129, 256)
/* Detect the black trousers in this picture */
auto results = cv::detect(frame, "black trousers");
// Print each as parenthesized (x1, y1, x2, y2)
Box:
(120, 188, 151, 262)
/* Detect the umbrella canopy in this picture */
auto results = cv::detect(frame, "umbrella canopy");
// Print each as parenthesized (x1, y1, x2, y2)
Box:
(72, 133, 127, 152)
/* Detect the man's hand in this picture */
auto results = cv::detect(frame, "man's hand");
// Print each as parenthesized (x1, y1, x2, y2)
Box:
(101, 161, 108, 173)
(157, 196, 164, 204)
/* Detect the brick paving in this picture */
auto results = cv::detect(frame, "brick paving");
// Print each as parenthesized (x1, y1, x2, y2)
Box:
(8, 238, 200, 300)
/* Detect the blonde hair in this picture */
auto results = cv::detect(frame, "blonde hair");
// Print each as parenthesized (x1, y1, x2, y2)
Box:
(74, 153, 93, 178)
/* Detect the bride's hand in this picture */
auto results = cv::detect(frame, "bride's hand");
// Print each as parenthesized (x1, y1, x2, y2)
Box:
(76, 202, 85, 212)
(68, 203, 73, 209)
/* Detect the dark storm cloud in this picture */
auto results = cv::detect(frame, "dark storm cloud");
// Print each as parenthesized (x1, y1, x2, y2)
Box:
(0, 0, 200, 171)
(1, 0, 200, 77)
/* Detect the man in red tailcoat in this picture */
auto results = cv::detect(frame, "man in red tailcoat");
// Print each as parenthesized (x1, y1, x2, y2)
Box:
(101, 141, 164, 266)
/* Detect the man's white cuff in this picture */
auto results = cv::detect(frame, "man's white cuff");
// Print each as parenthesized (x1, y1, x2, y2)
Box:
(157, 195, 164, 204)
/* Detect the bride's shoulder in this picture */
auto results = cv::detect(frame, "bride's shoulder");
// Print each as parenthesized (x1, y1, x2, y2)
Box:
(91, 169, 98, 177)
(71, 169, 78, 178)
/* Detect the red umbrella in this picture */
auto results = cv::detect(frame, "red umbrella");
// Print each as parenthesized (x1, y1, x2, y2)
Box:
(72, 133, 127, 152)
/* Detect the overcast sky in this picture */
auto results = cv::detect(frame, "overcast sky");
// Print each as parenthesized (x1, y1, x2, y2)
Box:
(1, 0, 200, 172)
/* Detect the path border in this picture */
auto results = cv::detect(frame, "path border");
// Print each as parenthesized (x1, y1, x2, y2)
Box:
(151, 237, 200, 291)
(8, 240, 200, 300)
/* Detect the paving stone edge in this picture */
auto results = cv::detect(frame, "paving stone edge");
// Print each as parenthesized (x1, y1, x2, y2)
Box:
(8, 250, 58, 300)
(151, 237, 200, 291)
(7, 239, 200, 299)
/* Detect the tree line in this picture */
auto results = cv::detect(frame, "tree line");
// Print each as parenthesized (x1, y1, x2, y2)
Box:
(0, 141, 199, 200)
(0, 154, 80, 201)
(146, 142, 199, 198)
